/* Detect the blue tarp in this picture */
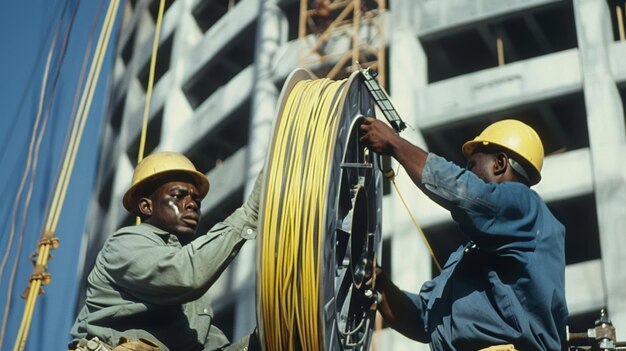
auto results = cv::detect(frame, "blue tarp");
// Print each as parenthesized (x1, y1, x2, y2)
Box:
(0, 1, 118, 350)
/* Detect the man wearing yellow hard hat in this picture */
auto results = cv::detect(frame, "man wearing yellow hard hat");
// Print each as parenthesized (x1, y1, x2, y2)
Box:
(69, 152, 262, 351)
(360, 118, 567, 350)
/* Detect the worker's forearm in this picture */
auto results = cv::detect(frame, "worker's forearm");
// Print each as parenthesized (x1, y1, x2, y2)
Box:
(390, 137, 428, 187)
(360, 117, 427, 182)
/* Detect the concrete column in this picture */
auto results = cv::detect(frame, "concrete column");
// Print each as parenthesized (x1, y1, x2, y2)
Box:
(232, 0, 286, 340)
(574, 0, 626, 336)
(385, 1, 430, 350)
(388, 29, 430, 289)
(160, 0, 196, 150)
(247, 0, 284, 187)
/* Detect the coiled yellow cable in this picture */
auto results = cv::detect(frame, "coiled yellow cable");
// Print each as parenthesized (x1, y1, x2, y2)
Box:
(259, 77, 347, 351)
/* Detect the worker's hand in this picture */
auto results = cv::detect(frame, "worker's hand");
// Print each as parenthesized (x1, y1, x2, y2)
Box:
(373, 266, 388, 294)
(359, 117, 399, 156)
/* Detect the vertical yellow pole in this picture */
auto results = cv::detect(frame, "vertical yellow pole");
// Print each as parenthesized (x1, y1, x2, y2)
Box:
(497, 36, 505, 66)
(135, 0, 165, 225)
(353, 0, 361, 71)
(298, 0, 307, 68)
(617, 5, 625, 41)
(379, 0, 387, 89)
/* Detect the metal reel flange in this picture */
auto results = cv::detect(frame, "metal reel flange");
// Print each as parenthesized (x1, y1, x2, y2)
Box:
(321, 73, 382, 351)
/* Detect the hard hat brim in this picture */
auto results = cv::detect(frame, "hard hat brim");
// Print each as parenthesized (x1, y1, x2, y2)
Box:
(122, 169, 209, 215)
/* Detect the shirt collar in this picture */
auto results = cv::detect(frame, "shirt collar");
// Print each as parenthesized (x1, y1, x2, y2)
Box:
(139, 222, 182, 246)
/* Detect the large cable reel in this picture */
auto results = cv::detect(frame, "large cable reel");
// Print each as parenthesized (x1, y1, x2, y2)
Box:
(256, 69, 383, 351)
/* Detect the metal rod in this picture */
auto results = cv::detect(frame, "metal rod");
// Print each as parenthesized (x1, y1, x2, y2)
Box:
(352, 0, 361, 72)
(378, 0, 387, 88)
(617, 4, 625, 41)
(298, 0, 307, 68)
(497, 36, 505, 66)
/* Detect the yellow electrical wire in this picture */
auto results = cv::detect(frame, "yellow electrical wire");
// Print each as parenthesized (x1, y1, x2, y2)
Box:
(12, 0, 120, 350)
(260, 77, 347, 351)
(136, 0, 166, 225)
(385, 169, 442, 272)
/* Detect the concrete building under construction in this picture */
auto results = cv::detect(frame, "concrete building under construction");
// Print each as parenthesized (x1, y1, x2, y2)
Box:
(84, 0, 626, 349)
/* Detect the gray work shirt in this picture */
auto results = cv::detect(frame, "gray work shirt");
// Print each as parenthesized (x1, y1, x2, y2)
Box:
(70, 201, 258, 350)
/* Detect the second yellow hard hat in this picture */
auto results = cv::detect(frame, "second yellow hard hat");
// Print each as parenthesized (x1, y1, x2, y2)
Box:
(462, 119, 544, 185)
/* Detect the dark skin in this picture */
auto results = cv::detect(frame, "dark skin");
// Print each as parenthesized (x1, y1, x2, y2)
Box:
(359, 117, 523, 341)
(137, 180, 202, 241)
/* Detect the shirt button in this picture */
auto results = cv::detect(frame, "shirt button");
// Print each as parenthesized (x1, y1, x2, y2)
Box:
(203, 308, 208, 314)
(246, 228, 253, 235)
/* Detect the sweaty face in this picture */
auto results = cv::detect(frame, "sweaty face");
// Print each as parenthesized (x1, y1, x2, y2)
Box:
(465, 152, 496, 182)
(146, 180, 202, 237)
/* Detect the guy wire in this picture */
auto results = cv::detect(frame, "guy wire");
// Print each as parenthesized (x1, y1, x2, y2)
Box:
(260, 77, 346, 351)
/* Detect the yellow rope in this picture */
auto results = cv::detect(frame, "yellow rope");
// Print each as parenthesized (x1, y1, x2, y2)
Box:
(49, 0, 119, 232)
(137, 0, 165, 164)
(135, 0, 165, 225)
(0, 23, 59, 348)
(260, 77, 346, 351)
(386, 169, 442, 272)
(12, 0, 120, 349)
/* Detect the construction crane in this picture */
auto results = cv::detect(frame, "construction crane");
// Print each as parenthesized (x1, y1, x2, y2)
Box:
(298, 0, 387, 87)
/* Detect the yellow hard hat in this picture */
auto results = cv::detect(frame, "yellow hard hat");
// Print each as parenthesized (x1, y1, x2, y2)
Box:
(122, 151, 209, 214)
(462, 119, 544, 185)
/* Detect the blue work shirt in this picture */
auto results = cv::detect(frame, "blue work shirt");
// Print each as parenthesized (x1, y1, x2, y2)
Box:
(401, 153, 568, 350)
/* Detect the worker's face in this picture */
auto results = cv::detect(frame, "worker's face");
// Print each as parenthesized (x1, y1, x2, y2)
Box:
(146, 180, 202, 237)
(466, 152, 497, 183)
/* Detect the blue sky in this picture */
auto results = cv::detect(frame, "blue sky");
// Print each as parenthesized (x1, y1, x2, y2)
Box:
(0, 1, 118, 350)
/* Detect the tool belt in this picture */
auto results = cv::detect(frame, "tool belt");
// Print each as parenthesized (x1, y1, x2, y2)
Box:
(71, 336, 160, 351)
(478, 345, 518, 351)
